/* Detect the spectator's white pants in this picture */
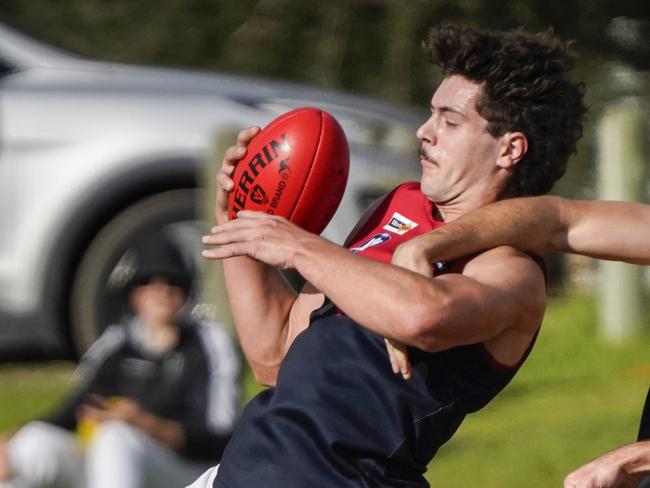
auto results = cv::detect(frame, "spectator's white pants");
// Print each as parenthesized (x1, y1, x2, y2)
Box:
(2, 421, 211, 488)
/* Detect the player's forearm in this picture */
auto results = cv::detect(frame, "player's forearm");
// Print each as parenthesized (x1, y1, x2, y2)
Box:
(292, 238, 456, 347)
(393, 196, 567, 266)
(563, 200, 650, 264)
(222, 255, 297, 370)
(396, 196, 650, 267)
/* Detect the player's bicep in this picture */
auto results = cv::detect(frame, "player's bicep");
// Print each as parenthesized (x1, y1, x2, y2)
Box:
(428, 247, 546, 348)
(463, 247, 545, 333)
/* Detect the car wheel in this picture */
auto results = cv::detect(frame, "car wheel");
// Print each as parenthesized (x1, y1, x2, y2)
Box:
(69, 189, 205, 356)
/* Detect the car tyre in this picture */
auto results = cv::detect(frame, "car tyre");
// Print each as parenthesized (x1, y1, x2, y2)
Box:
(69, 189, 202, 356)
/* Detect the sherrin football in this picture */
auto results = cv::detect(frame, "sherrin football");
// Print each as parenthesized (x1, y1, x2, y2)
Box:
(227, 107, 349, 235)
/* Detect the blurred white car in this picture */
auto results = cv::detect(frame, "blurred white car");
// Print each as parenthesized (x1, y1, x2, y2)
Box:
(0, 21, 423, 357)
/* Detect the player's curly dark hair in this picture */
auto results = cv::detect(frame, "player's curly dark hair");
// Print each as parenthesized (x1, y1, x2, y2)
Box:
(424, 24, 587, 197)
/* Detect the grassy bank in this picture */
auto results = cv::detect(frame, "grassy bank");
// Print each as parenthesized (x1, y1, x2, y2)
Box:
(1, 294, 648, 486)
(427, 294, 650, 486)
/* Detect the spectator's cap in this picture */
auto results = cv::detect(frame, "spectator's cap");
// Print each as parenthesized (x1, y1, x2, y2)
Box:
(126, 237, 193, 294)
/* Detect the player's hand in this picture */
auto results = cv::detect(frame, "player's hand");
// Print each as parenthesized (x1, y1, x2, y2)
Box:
(203, 211, 324, 269)
(564, 463, 634, 488)
(214, 126, 261, 225)
(392, 237, 435, 279)
(385, 237, 436, 380)
(385, 338, 412, 380)
(563, 444, 647, 488)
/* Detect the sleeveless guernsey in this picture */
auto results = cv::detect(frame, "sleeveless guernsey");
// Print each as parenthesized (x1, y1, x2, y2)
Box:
(215, 182, 539, 487)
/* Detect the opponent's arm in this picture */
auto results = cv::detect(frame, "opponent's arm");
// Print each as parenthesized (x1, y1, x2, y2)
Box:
(392, 196, 650, 270)
(210, 128, 321, 386)
(385, 196, 650, 377)
(564, 441, 650, 488)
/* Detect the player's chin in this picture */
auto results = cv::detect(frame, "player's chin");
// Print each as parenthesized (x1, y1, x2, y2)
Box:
(418, 176, 441, 198)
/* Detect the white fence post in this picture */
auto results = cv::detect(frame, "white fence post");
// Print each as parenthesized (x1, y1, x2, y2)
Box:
(597, 98, 646, 341)
(199, 128, 240, 328)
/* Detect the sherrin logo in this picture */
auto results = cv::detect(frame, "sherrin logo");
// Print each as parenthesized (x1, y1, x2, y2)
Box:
(383, 212, 419, 235)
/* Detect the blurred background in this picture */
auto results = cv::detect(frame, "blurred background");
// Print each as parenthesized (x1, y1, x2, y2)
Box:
(0, 1, 649, 486)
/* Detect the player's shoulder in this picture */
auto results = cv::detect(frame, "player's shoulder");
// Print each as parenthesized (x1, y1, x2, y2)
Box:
(463, 245, 546, 284)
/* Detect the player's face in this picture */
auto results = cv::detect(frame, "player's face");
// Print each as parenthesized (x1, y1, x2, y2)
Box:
(130, 277, 186, 326)
(416, 75, 503, 205)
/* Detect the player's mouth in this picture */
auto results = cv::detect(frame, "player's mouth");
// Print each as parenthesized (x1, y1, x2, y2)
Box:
(419, 146, 437, 166)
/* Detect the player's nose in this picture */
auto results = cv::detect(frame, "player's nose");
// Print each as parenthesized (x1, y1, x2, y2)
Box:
(416, 117, 437, 145)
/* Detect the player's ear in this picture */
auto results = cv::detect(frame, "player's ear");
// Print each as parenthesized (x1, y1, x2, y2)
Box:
(496, 132, 528, 169)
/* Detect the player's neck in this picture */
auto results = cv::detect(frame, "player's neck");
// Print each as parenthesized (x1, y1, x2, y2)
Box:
(435, 188, 500, 222)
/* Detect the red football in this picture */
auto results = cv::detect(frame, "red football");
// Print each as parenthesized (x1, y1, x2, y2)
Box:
(228, 107, 349, 235)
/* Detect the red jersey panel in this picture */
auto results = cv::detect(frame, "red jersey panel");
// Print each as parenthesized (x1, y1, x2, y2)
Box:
(346, 181, 462, 274)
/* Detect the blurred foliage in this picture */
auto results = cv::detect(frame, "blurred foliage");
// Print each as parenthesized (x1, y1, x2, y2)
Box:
(2, 0, 649, 101)
(0, 0, 648, 201)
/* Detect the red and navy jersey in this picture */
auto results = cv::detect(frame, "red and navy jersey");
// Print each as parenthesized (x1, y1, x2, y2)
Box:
(346, 181, 467, 274)
(215, 182, 539, 487)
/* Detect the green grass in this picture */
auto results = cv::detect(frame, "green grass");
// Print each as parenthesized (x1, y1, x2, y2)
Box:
(426, 294, 650, 486)
(1, 295, 649, 487)
(0, 362, 77, 431)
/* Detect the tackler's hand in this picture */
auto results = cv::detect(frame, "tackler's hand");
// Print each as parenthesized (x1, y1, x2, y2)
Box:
(563, 443, 649, 488)
(392, 237, 435, 279)
(214, 126, 261, 225)
(384, 236, 437, 380)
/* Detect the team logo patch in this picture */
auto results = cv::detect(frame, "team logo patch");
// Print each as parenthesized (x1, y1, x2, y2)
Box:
(350, 232, 391, 253)
(383, 212, 419, 235)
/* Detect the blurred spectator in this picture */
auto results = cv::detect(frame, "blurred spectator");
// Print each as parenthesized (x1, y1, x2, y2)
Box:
(0, 237, 240, 488)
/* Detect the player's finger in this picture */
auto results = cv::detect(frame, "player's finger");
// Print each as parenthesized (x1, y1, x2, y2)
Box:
(203, 220, 273, 246)
(202, 230, 250, 246)
(209, 214, 271, 235)
(224, 144, 247, 163)
(236, 210, 283, 220)
(395, 349, 412, 380)
(216, 171, 234, 192)
(209, 214, 284, 235)
(387, 339, 412, 380)
(384, 338, 400, 374)
(202, 242, 251, 260)
(236, 126, 261, 146)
